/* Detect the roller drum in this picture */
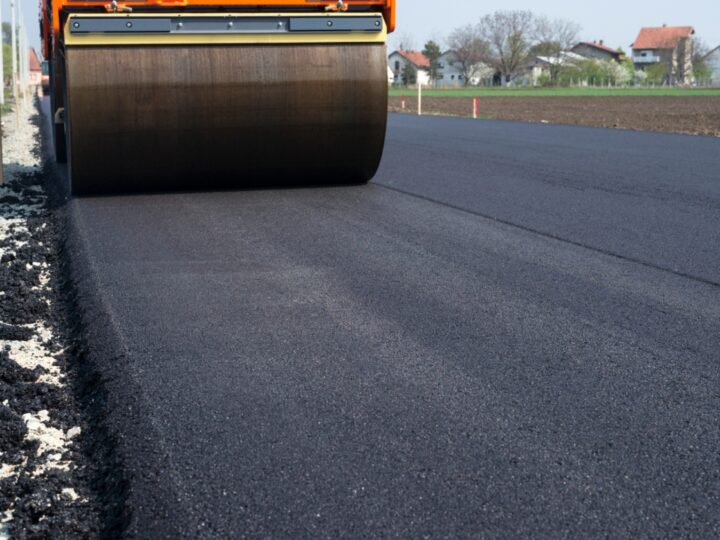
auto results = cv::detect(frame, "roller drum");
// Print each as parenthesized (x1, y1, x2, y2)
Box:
(64, 44, 388, 194)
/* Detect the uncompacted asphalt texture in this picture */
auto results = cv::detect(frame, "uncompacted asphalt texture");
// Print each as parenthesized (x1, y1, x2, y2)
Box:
(60, 113, 719, 537)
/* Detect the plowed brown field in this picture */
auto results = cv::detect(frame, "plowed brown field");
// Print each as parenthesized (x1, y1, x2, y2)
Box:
(389, 96, 720, 137)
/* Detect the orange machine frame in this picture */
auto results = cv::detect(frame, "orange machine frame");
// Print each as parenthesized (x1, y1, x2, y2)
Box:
(41, 0, 395, 58)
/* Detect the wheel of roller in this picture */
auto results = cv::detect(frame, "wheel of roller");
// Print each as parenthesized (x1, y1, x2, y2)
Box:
(64, 44, 388, 195)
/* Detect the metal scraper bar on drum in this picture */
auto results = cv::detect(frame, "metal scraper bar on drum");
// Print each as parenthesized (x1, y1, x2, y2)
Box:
(68, 15, 384, 34)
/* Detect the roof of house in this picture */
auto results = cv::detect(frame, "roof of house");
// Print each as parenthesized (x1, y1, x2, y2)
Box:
(29, 48, 41, 72)
(632, 26, 694, 50)
(391, 50, 430, 69)
(532, 51, 585, 66)
(575, 41, 622, 57)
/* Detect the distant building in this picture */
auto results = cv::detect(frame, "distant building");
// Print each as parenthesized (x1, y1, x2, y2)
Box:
(436, 51, 466, 87)
(572, 41, 623, 63)
(434, 51, 493, 87)
(388, 50, 430, 86)
(29, 48, 42, 86)
(704, 46, 720, 85)
(526, 51, 584, 85)
(631, 25, 695, 85)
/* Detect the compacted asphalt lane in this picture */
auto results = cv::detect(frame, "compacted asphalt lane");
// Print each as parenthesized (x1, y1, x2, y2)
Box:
(57, 112, 719, 537)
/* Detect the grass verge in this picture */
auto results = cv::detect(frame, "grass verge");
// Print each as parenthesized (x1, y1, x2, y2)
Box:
(389, 87, 720, 98)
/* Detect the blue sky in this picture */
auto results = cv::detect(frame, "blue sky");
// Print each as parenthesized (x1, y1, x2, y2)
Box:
(2, 1, 39, 49)
(6, 1, 720, 54)
(393, 0, 720, 52)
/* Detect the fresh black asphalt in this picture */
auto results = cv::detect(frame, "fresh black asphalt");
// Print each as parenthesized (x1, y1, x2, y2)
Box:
(59, 113, 720, 537)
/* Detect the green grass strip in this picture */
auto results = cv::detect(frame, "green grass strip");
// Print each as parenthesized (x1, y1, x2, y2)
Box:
(389, 87, 720, 98)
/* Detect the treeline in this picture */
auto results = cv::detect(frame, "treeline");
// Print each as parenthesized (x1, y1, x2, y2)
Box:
(395, 10, 712, 87)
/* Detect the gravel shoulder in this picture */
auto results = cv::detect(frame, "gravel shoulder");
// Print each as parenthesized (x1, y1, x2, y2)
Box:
(389, 96, 720, 137)
(0, 101, 100, 538)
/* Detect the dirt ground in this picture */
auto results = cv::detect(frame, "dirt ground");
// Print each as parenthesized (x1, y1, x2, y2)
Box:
(388, 96, 720, 137)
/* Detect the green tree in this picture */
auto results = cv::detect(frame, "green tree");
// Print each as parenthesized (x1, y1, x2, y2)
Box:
(3, 23, 18, 98)
(694, 58, 711, 82)
(528, 41, 560, 58)
(401, 63, 417, 86)
(645, 63, 667, 84)
(619, 57, 635, 84)
(559, 58, 625, 86)
(422, 40, 442, 86)
(3, 43, 11, 93)
(692, 37, 712, 83)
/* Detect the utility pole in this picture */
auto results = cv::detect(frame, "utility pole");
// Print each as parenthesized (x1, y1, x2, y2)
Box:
(0, 0, 5, 106)
(19, 8, 27, 106)
(0, 0, 4, 184)
(11, 0, 18, 126)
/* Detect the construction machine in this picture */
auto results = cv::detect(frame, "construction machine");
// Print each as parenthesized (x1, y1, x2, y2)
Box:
(40, 0, 395, 194)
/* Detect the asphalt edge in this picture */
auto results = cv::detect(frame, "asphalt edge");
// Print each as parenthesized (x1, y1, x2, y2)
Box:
(39, 100, 191, 539)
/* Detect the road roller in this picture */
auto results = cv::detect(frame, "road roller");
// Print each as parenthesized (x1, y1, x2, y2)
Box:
(40, 0, 395, 194)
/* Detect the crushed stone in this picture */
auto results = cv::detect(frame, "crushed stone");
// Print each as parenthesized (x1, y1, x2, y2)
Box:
(0, 100, 99, 538)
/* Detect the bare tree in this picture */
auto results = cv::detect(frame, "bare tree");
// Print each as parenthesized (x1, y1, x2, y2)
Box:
(477, 10, 535, 84)
(447, 24, 489, 86)
(392, 32, 417, 52)
(692, 37, 712, 82)
(532, 16, 581, 82)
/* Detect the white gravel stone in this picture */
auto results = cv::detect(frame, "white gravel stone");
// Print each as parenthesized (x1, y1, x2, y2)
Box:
(61, 488, 80, 502)
(23, 411, 68, 457)
(0, 464, 18, 479)
(0, 510, 13, 540)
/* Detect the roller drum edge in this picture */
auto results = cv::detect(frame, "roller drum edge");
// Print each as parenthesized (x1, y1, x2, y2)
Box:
(51, 57, 68, 163)
(65, 44, 388, 195)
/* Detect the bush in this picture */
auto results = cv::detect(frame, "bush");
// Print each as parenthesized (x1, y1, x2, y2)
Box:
(558, 58, 635, 86)
(644, 63, 667, 85)
(536, 73, 553, 87)
(401, 63, 417, 86)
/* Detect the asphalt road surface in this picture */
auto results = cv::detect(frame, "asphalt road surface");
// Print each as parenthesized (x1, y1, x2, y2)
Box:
(59, 113, 720, 537)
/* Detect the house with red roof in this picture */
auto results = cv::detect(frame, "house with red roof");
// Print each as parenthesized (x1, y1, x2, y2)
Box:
(388, 50, 431, 86)
(28, 48, 42, 86)
(631, 25, 695, 84)
(571, 41, 623, 63)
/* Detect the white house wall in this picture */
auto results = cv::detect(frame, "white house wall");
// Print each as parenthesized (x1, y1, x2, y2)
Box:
(388, 51, 492, 87)
(388, 52, 430, 86)
(706, 49, 720, 84)
(437, 53, 495, 86)
(416, 71, 431, 86)
(437, 53, 466, 86)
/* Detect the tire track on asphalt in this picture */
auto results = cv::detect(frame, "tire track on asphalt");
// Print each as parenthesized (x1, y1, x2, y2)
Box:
(373, 181, 720, 289)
